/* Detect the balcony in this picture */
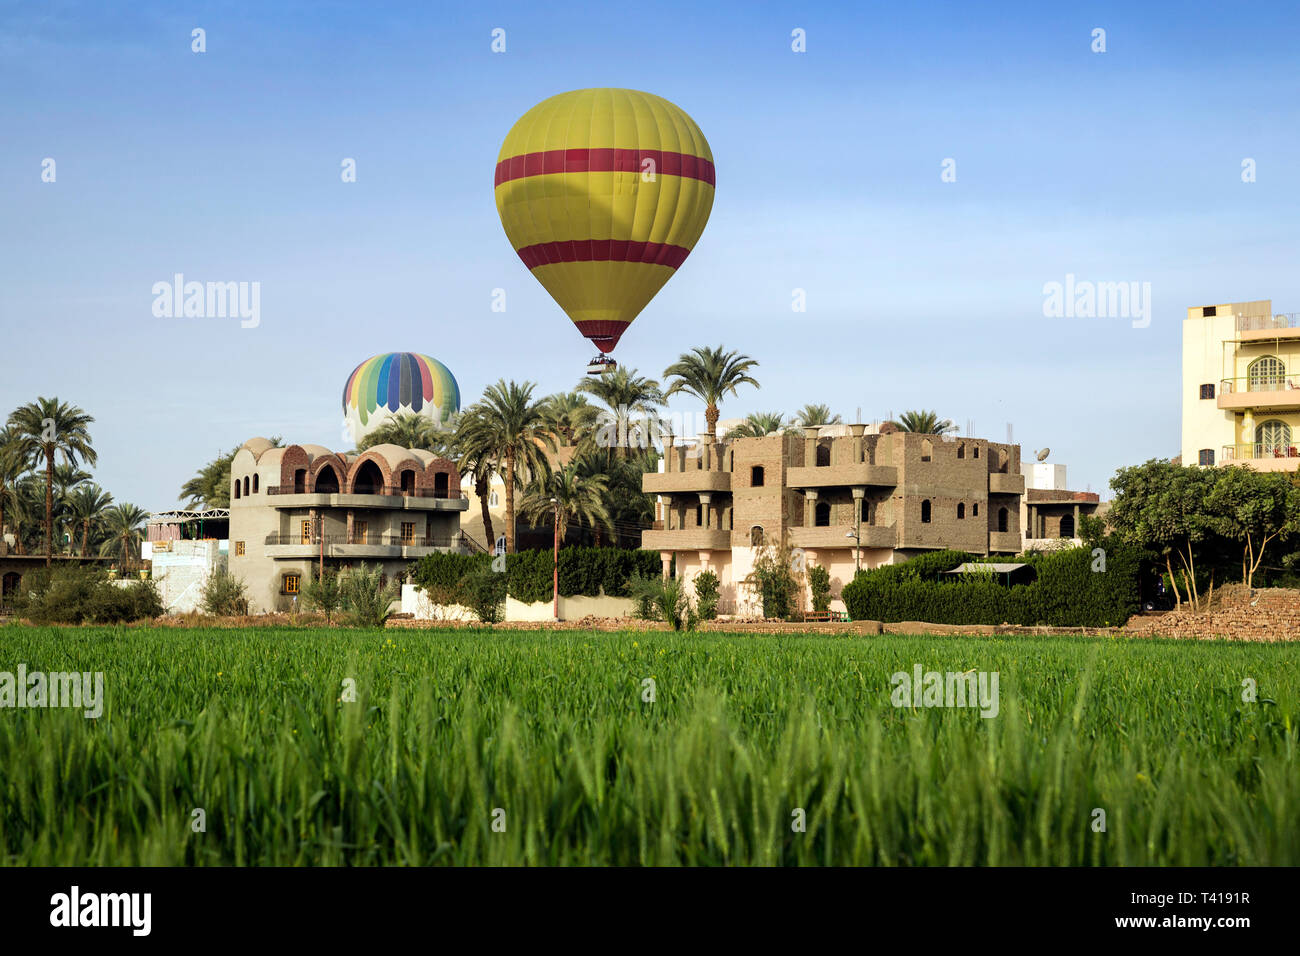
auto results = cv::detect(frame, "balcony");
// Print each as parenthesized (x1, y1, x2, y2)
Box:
(988, 472, 1025, 494)
(1236, 312, 1300, 340)
(258, 486, 469, 511)
(1220, 444, 1300, 472)
(785, 463, 898, 489)
(262, 532, 469, 559)
(641, 528, 732, 551)
(788, 524, 895, 550)
(1217, 375, 1300, 412)
(642, 470, 731, 494)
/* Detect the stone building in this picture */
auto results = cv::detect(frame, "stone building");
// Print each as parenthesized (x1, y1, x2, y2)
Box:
(642, 427, 1032, 616)
(228, 438, 471, 612)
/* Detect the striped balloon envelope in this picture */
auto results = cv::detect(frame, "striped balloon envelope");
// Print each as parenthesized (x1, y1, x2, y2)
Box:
(494, 88, 715, 357)
(341, 352, 460, 444)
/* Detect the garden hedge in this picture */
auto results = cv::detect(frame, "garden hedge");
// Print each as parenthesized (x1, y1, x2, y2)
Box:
(411, 547, 661, 606)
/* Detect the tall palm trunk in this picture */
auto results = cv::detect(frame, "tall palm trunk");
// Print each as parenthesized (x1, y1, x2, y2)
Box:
(476, 476, 495, 546)
(44, 449, 54, 566)
(505, 448, 517, 554)
(82, 519, 90, 557)
(705, 404, 719, 440)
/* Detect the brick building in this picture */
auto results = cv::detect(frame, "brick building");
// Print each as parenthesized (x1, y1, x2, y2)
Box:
(642, 426, 1087, 616)
(228, 437, 471, 612)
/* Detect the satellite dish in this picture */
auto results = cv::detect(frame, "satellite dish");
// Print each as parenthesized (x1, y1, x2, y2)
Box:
(1035, 448, 1050, 462)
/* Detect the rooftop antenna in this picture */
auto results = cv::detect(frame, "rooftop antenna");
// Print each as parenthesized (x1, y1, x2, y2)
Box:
(967, 418, 973, 437)
(1035, 448, 1050, 462)
(1006, 422, 1014, 445)
(856, 405, 862, 423)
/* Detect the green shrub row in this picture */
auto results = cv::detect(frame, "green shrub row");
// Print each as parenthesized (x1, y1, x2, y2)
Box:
(840, 539, 1143, 627)
(411, 547, 661, 606)
(11, 566, 164, 625)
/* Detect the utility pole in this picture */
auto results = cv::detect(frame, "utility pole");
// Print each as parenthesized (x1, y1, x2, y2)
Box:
(551, 497, 560, 621)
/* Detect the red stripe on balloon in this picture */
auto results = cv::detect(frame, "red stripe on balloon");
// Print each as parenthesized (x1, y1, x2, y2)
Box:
(494, 149, 716, 187)
(574, 320, 628, 354)
(516, 240, 691, 270)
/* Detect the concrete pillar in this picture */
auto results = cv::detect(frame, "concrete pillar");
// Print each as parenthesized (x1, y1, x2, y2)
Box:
(1029, 505, 1037, 539)
(699, 492, 713, 529)
(346, 509, 354, 543)
(661, 553, 672, 580)
(803, 426, 819, 466)
(852, 487, 866, 528)
(849, 423, 866, 463)
(804, 488, 818, 526)
(1073, 503, 1080, 538)
(663, 431, 674, 471)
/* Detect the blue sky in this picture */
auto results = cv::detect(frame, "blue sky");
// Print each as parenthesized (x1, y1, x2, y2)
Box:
(2, 0, 1299, 509)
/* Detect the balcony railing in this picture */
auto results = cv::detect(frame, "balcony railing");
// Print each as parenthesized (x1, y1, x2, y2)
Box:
(264, 532, 468, 548)
(1219, 374, 1300, 394)
(1236, 312, 1300, 332)
(265, 485, 466, 499)
(1221, 443, 1300, 462)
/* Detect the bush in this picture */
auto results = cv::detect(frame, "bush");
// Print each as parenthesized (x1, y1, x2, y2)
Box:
(840, 538, 1144, 627)
(458, 565, 506, 623)
(627, 573, 661, 620)
(693, 569, 720, 620)
(340, 564, 400, 628)
(201, 568, 249, 616)
(301, 569, 345, 623)
(412, 547, 660, 607)
(744, 542, 801, 620)
(14, 565, 162, 624)
(807, 564, 831, 615)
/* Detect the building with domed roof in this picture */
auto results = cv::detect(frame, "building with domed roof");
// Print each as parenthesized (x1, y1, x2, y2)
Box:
(227, 438, 472, 612)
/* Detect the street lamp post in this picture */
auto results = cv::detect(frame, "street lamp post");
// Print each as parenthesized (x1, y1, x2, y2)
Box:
(845, 526, 861, 575)
(551, 497, 560, 621)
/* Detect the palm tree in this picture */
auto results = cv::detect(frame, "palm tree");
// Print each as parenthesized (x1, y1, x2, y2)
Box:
(357, 413, 452, 454)
(453, 408, 502, 548)
(518, 462, 612, 544)
(663, 346, 760, 440)
(887, 409, 957, 435)
(8, 476, 44, 554)
(7, 398, 97, 565)
(53, 461, 92, 554)
(462, 380, 556, 553)
(99, 503, 149, 568)
(577, 367, 665, 458)
(726, 411, 788, 438)
(67, 483, 114, 555)
(791, 403, 843, 428)
(542, 392, 601, 449)
(0, 425, 27, 551)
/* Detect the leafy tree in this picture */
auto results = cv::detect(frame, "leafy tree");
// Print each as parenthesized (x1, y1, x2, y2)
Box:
(301, 568, 344, 622)
(887, 409, 956, 435)
(7, 397, 97, 564)
(726, 411, 787, 438)
(452, 409, 502, 548)
(693, 568, 720, 620)
(201, 568, 250, 616)
(357, 413, 451, 454)
(808, 564, 831, 614)
(1206, 466, 1300, 589)
(459, 380, 555, 553)
(1108, 460, 1218, 607)
(663, 346, 760, 440)
(578, 366, 665, 458)
(457, 564, 506, 623)
(542, 391, 602, 449)
(744, 539, 802, 620)
(340, 563, 400, 627)
(0, 424, 27, 549)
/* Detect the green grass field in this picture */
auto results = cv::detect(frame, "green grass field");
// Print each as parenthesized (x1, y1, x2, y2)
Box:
(0, 624, 1296, 865)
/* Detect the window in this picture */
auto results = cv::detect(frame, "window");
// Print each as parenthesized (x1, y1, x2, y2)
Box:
(921, 500, 931, 523)
(433, 472, 449, 498)
(1199, 383, 1215, 400)
(490, 491, 499, 507)
(400, 469, 417, 495)
(1060, 514, 1075, 538)
(354, 521, 368, 544)
(315, 464, 341, 494)
(973, 502, 979, 517)
(252, 474, 259, 493)
(282, 573, 301, 595)
(815, 444, 830, 466)
(234, 541, 245, 556)
(243, 476, 250, 498)
(1248, 356, 1285, 392)
(233, 479, 241, 500)
(957, 503, 965, 519)
(293, 469, 306, 494)
(351, 460, 382, 494)
(997, 507, 1009, 532)
(1198, 448, 1215, 467)
(1255, 420, 1293, 458)
(750, 526, 765, 546)
(957, 444, 965, 459)
(695, 504, 703, 527)
(300, 520, 313, 544)
(815, 502, 831, 526)
(921, 439, 932, 462)
(1203, 305, 1217, 317)
(751, 465, 765, 487)
(973, 445, 979, 459)
(401, 522, 415, 544)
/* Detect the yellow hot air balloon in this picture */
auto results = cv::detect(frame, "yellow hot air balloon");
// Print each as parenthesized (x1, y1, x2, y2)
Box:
(495, 88, 715, 369)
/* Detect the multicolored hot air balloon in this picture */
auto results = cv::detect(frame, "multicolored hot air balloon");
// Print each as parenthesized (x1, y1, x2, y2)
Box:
(342, 352, 460, 444)
(494, 88, 715, 369)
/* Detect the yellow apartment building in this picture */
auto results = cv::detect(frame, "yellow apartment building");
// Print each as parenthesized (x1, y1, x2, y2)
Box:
(1182, 299, 1300, 471)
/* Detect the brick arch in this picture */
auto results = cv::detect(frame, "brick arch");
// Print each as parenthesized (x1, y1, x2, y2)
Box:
(309, 454, 348, 493)
(347, 450, 395, 494)
(422, 457, 461, 497)
(278, 446, 311, 493)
